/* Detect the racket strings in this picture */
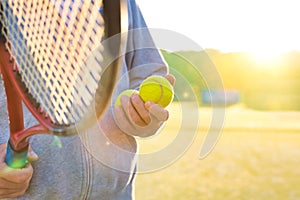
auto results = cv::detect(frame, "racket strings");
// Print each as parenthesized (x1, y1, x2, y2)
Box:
(0, 0, 105, 125)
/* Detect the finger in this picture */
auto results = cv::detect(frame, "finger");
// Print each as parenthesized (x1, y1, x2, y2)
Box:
(147, 103, 169, 122)
(130, 94, 151, 125)
(0, 177, 29, 189)
(114, 106, 139, 136)
(0, 182, 24, 190)
(145, 101, 155, 110)
(164, 74, 175, 86)
(1, 163, 33, 184)
(120, 95, 146, 127)
(27, 146, 39, 162)
(0, 188, 27, 198)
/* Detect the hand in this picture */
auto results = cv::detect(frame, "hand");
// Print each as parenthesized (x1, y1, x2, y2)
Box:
(114, 74, 175, 137)
(0, 143, 37, 198)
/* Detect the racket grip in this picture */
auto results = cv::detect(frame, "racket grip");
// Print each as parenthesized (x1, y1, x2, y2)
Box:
(5, 143, 28, 169)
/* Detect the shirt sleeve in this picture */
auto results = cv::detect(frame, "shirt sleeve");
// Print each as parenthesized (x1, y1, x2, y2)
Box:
(125, 0, 168, 90)
(0, 79, 9, 144)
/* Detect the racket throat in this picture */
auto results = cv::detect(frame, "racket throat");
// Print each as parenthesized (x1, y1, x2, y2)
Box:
(6, 124, 49, 169)
(8, 139, 29, 155)
(9, 124, 49, 151)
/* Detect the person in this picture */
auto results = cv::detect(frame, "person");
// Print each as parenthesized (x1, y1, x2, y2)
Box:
(0, 0, 174, 199)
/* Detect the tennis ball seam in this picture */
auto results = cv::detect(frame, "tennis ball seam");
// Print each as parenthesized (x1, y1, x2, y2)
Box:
(151, 80, 164, 104)
(139, 76, 174, 108)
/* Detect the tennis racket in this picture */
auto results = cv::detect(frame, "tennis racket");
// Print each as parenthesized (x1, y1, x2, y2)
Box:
(0, 0, 128, 168)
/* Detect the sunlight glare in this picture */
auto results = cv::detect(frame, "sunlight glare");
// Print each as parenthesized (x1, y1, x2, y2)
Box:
(137, 0, 300, 53)
(249, 48, 285, 68)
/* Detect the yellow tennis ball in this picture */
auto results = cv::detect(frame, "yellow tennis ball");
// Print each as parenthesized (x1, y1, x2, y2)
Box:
(114, 89, 139, 107)
(139, 75, 174, 108)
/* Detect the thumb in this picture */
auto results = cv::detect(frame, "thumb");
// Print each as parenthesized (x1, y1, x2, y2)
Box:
(27, 146, 38, 162)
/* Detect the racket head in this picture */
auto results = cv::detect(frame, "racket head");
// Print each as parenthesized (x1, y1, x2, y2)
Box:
(0, 0, 127, 136)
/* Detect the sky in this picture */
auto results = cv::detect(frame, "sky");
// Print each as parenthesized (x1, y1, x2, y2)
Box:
(136, 0, 300, 55)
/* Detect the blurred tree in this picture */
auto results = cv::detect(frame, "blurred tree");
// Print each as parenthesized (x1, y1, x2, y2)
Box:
(162, 49, 300, 110)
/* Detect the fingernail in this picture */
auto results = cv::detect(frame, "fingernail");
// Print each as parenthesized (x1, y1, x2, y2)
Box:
(145, 101, 154, 109)
(28, 151, 39, 161)
(131, 93, 139, 100)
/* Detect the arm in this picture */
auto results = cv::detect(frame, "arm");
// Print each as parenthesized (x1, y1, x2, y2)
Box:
(126, 0, 168, 89)
(113, 0, 175, 138)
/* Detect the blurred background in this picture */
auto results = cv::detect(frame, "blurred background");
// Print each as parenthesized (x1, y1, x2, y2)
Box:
(135, 0, 300, 199)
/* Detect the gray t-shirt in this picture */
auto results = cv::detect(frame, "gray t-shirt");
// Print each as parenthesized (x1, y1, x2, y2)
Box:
(0, 0, 167, 199)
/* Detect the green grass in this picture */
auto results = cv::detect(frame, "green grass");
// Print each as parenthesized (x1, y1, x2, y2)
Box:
(135, 103, 300, 200)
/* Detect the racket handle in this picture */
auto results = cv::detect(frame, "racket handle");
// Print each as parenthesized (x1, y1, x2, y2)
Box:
(5, 143, 28, 169)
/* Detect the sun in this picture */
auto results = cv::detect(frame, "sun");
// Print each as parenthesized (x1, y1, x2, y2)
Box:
(248, 48, 284, 68)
